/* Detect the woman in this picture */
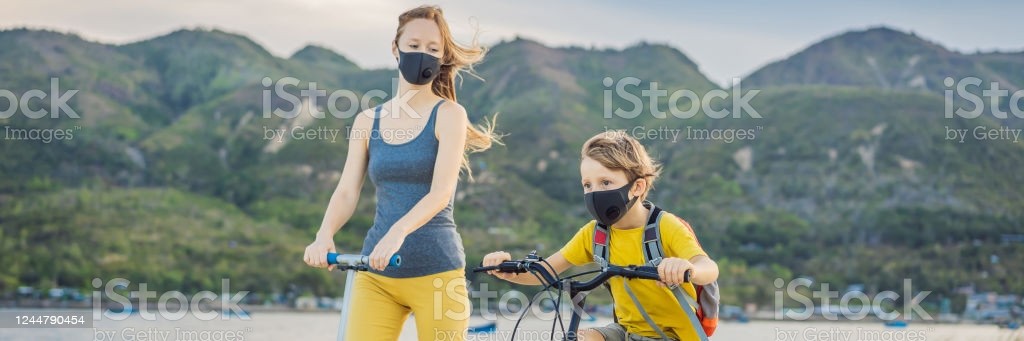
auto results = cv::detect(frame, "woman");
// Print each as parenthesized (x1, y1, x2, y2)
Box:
(302, 5, 498, 341)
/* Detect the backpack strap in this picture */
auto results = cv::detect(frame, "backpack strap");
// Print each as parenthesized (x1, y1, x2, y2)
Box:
(602, 282, 619, 324)
(669, 286, 710, 341)
(593, 222, 610, 267)
(641, 202, 711, 340)
(623, 280, 672, 340)
(594, 203, 650, 324)
(641, 202, 665, 267)
(594, 201, 661, 267)
(623, 279, 710, 341)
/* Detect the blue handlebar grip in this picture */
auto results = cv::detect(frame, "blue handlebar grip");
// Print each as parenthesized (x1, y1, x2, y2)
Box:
(325, 253, 401, 268)
(326, 253, 340, 265)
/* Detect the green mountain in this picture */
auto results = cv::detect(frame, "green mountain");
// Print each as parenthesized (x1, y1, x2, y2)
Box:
(290, 44, 360, 74)
(744, 26, 1024, 131)
(1, 27, 1021, 309)
(117, 28, 292, 114)
(745, 27, 1023, 92)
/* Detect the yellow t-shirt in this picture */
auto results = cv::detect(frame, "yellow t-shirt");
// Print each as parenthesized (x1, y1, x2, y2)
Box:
(558, 211, 706, 341)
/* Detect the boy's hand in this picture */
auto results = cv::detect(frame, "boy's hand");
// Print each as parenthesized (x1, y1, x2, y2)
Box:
(657, 257, 694, 287)
(482, 251, 518, 281)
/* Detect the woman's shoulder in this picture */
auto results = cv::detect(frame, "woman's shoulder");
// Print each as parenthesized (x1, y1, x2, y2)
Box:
(436, 100, 468, 120)
(433, 99, 469, 133)
(350, 107, 377, 131)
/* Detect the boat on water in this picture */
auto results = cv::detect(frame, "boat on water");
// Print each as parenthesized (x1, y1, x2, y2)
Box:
(884, 320, 908, 328)
(468, 321, 497, 333)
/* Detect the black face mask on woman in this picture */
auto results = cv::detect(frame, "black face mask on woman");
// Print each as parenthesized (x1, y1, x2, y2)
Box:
(584, 181, 639, 226)
(397, 49, 441, 85)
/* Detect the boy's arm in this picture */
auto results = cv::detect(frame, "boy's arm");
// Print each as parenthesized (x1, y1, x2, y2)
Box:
(481, 251, 574, 286)
(483, 222, 593, 285)
(657, 255, 719, 286)
(660, 215, 719, 286)
(688, 255, 719, 285)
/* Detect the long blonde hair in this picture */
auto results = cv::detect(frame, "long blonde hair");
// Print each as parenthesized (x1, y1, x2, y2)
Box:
(395, 5, 501, 178)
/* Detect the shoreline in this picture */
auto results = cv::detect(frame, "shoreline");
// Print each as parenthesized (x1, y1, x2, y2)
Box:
(0, 305, 997, 326)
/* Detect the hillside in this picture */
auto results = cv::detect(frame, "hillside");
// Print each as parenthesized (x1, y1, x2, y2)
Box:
(0, 188, 336, 294)
(656, 87, 1024, 300)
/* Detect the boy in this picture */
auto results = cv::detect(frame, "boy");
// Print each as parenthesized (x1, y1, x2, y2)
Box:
(482, 131, 719, 341)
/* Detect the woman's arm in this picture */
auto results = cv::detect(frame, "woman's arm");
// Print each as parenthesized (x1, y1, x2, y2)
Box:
(481, 251, 575, 286)
(315, 110, 372, 239)
(367, 101, 469, 270)
(303, 109, 373, 269)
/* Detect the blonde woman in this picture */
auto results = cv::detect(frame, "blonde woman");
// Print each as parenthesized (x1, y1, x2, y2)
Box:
(303, 5, 498, 340)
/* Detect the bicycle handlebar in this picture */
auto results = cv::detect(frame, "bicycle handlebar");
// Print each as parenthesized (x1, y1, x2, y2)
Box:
(327, 253, 402, 268)
(473, 258, 689, 291)
(473, 255, 692, 341)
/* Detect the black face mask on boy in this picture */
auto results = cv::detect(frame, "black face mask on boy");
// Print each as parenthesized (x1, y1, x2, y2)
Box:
(397, 49, 441, 85)
(584, 180, 639, 226)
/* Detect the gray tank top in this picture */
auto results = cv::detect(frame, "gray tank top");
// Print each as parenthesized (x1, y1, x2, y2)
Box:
(360, 99, 465, 278)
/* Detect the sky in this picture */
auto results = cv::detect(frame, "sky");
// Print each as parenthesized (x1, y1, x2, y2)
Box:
(3, 0, 1023, 86)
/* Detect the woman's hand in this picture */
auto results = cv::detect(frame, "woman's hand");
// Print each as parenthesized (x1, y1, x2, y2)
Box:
(304, 235, 337, 271)
(368, 229, 406, 271)
(657, 257, 695, 287)
(481, 251, 519, 281)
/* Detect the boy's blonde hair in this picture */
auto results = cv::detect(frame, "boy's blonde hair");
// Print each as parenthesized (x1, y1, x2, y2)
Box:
(581, 130, 662, 194)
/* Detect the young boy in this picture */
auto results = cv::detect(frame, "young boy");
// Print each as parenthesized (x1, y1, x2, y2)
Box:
(482, 131, 719, 341)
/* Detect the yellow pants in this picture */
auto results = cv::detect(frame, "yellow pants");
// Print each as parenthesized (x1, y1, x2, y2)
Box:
(345, 268, 470, 341)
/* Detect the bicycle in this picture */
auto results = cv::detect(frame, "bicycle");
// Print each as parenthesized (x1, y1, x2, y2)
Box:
(472, 251, 692, 341)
